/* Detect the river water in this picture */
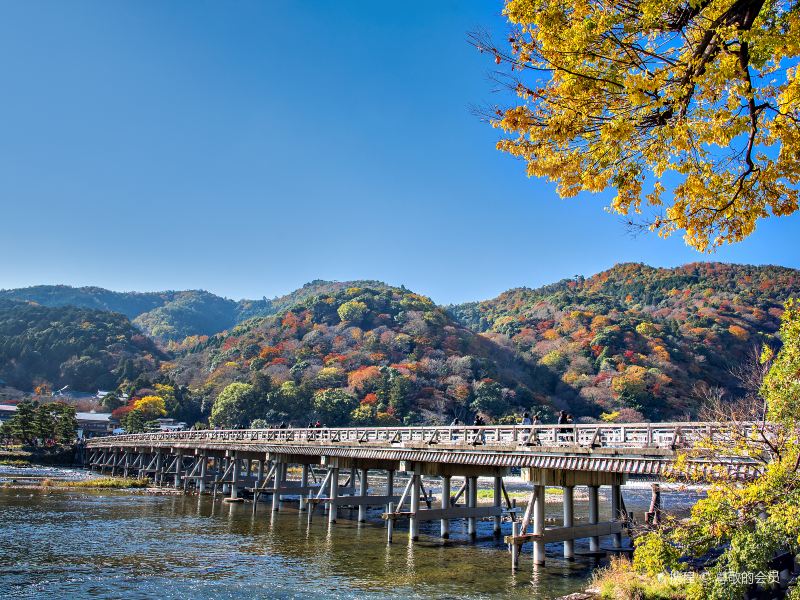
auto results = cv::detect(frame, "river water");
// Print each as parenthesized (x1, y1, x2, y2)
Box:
(0, 468, 704, 599)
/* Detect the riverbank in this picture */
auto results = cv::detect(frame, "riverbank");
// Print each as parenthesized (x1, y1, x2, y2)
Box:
(0, 444, 78, 467)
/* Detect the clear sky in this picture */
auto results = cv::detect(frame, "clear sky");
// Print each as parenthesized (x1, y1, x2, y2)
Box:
(1, 1, 798, 305)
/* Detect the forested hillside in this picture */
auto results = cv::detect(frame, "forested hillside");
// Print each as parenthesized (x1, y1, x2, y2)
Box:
(2, 264, 798, 424)
(169, 285, 543, 426)
(0, 300, 163, 392)
(0, 281, 390, 343)
(0, 286, 252, 342)
(448, 263, 800, 419)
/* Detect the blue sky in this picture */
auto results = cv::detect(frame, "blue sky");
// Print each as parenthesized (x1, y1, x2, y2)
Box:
(1, 1, 798, 305)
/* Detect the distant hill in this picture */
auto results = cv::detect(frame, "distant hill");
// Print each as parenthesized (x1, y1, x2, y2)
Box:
(448, 263, 800, 419)
(0, 299, 163, 392)
(0, 281, 392, 343)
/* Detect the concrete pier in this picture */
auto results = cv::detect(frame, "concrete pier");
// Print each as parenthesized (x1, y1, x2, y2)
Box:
(358, 468, 368, 523)
(588, 485, 600, 553)
(440, 475, 450, 538)
(329, 467, 339, 524)
(563, 485, 574, 559)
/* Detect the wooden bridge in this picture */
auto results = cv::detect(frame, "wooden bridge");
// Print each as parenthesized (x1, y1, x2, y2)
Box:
(86, 422, 759, 569)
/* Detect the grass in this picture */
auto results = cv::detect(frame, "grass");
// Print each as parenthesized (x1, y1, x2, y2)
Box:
(591, 556, 688, 600)
(46, 477, 150, 489)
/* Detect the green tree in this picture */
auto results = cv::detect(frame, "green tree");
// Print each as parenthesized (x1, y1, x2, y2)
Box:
(639, 299, 800, 599)
(337, 300, 368, 323)
(209, 383, 256, 428)
(33, 403, 56, 442)
(471, 380, 509, 418)
(101, 392, 123, 412)
(51, 402, 77, 444)
(4, 400, 39, 445)
(387, 374, 415, 417)
(313, 388, 358, 426)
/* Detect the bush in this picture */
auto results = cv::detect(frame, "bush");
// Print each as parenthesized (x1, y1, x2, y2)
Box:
(633, 532, 681, 576)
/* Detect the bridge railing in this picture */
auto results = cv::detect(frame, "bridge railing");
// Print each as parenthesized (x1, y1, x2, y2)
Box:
(88, 422, 761, 451)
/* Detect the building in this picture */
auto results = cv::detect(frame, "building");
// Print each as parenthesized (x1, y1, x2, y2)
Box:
(151, 418, 186, 432)
(0, 404, 17, 424)
(76, 411, 116, 438)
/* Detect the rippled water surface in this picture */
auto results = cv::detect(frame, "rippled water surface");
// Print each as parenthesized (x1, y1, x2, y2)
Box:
(0, 470, 704, 599)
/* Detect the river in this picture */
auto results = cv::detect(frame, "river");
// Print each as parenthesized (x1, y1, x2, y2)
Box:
(0, 467, 704, 599)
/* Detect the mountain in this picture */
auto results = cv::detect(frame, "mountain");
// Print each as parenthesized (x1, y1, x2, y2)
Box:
(2, 264, 798, 423)
(0, 286, 249, 342)
(448, 263, 800, 419)
(0, 281, 392, 343)
(168, 285, 543, 425)
(0, 299, 163, 393)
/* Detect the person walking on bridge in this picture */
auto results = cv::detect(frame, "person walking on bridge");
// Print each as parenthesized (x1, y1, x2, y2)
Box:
(471, 415, 485, 445)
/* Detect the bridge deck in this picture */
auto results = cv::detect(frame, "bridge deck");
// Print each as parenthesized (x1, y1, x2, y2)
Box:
(87, 422, 760, 478)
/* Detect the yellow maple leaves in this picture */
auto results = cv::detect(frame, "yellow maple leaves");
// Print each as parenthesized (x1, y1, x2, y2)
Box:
(479, 0, 800, 251)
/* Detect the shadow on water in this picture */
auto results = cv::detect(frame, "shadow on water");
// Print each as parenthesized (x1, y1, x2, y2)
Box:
(0, 477, 703, 599)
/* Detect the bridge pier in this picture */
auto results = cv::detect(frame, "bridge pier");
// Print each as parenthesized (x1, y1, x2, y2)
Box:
(532, 484, 545, 565)
(357, 468, 368, 523)
(155, 451, 164, 486)
(611, 483, 622, 548)
(563, 485, 574, 559)
(230, 452, 240, 500)
(299, 464, 309, 511)
(386, 469, 394, 517)
(272, 461, 284, 511)
(174, 451, 183, 489)
(255, 459, 264, 489)
(198, 452, 208, 493)
(440, 475, 450, 538)
(410, 465, 421, 541)
(222, 457, 231, 494)
(328, 466, 339, 524)
(505, 469, 628, 567)
(493, 476, 502, 536)
(588, 485, 600, 553)
(466, 476, 477, 540)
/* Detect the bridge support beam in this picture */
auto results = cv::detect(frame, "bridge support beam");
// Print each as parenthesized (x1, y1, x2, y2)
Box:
(299, 464, 309, 512)
(467, 476, 477, 540)
(588, 485, 600, 553)
(328, 467, 339, 523)
(563, 485, 574, 559)
(358, 468, 369, 523)
(273, 462, 284, 511)
(255, 459, 264, 489)
(198, 452, 208, 493)
(386, 469, 395, 517)
(611, 484, 623, 548)
(174, 451, 183, 489)
(222, 457, 230, 494)
(493, 476, 502, 536)
(532, 484, 545, 565)
(230, 453, 240, 500)
(410, 464, 421, 541)
(155, 451, 164, 487)
(440, 475, 450, 538)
